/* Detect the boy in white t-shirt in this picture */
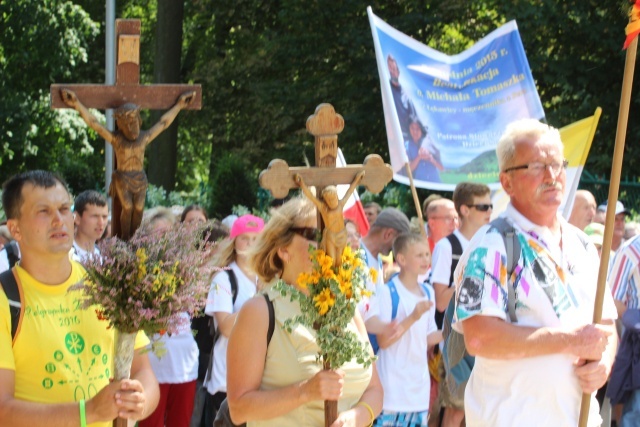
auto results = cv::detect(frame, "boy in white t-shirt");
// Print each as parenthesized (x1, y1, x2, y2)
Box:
(365, 233, 442, 426)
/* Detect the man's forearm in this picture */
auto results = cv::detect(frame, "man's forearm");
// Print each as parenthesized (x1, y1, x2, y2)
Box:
(434, 282, 454, 312)
(463, 316, 567, 359)
(462, 315, 612, 361)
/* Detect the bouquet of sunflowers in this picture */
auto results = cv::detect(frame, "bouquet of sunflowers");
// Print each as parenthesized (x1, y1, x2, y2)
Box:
(275, 245, 377, 369)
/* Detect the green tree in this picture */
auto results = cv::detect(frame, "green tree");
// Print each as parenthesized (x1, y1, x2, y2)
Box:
(0, 0, 103, 193)
(209, 152, 258, 217)
(3, 0, 640, 208)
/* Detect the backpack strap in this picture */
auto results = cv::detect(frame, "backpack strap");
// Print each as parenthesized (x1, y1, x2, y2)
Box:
(419, 282, 432, 300)
(386, 279, 401, 320)
(0, 267, 23, 343)
(5, 241, 20, 269)
(446, 233, 463, 288)
(227, 269, 239, 305)
(490, 217, 521, 323)
(264, 293, 275, 346)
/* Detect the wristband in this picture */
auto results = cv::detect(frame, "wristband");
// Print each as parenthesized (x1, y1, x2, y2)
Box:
(79, 399, 87, 427)
(355, 401, 375, 427)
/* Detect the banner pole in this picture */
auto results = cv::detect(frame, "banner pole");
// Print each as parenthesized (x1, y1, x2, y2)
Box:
(404, 162, 427, 238)
(577, 35, 638, 427)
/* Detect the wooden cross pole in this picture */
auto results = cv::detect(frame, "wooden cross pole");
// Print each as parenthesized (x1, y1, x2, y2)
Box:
(50, 19, 202, 240)
(259, 103, 392, 427)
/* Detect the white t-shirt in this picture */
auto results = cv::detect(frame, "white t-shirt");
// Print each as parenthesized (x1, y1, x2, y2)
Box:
(204, 262, 257, 395)
(358, 241, 384, 317)
(430, 229, 469, 287)
(71, 241, 100, 262)
(0, 243, 20, 273)
(147, 312, 199, 383)
(365, 276, 437, 412)
(453, 204, 617, 427)
(0, 250, 10, 273)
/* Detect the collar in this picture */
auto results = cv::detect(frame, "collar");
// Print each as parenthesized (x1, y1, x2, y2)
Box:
(360, 239, 373, 261)
(502, 203, 564, 249)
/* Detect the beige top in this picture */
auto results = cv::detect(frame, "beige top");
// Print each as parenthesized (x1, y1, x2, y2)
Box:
(248, 286, 373, 427)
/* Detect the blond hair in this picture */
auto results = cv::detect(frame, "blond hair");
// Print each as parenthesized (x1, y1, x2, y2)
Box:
(210, 237, 237, 268)
(496, 119, 563, 171)
(250, 197, 316, 284)
(392, 232, 428, 257)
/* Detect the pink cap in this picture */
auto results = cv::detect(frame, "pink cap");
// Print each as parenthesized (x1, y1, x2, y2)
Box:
(230, 214, 265, 238)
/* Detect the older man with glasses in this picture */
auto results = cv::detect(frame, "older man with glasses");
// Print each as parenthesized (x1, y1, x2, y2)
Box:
(452, 119, 617, 427)
(426, 198, 458, 254)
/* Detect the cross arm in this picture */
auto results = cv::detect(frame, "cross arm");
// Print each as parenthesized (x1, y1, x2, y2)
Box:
(259, 154, 393, 199)
(50, 84, 202, 110)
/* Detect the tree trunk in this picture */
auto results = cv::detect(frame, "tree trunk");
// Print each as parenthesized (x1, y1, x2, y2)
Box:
(147, 0, 184, 192)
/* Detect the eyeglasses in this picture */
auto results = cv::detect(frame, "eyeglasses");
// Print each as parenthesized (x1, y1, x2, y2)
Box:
(466, 204, 493, 212)
(430, 216, 458, 223)
(503, 159, 568, 176)
(290, 227, 321, 242)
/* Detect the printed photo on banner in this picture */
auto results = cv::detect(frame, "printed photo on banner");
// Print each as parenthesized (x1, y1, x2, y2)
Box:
(368, 7, 545, 191)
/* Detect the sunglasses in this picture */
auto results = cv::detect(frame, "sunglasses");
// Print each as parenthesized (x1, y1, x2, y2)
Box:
(291, 227, 321, 242)
(467, 204, 493, 212)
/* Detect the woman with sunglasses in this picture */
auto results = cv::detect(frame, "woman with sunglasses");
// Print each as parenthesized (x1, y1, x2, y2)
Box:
(226, 197, 383, 426)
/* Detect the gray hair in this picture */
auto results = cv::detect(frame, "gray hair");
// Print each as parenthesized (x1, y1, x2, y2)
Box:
(496, 119, 563, 171)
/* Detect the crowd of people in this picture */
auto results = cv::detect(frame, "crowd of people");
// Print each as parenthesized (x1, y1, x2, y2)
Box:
(1, 117, 639, 427)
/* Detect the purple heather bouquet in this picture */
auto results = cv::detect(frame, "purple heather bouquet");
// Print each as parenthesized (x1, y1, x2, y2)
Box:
(72, 222, 212, 380)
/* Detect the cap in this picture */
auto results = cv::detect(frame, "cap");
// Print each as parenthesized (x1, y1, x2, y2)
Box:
(372, 208, 411, 233)
(597, 200, 630, 216)
(584, 222, 605, 247)
(230, 214, 265, 238)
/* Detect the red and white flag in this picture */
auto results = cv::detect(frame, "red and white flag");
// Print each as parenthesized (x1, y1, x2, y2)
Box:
(337, 149, 370, 236)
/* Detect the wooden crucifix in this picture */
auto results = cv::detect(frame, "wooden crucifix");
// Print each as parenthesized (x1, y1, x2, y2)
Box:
(50, 19, 202, 241)
(259, 103, 393, 264)
(259, 103, 392, 426)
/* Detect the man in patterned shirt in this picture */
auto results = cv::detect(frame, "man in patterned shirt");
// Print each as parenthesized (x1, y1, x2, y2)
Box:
(608, 233, 640, 422)
(452, 119, 617, 427)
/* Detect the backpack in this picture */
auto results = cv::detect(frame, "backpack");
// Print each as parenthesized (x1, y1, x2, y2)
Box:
(0, 267, 23, 344)
(204, 268, 239, 384)
(369, 274, 431, 354)
(213, 293, 275, 427)
(441, 217, 520, 408)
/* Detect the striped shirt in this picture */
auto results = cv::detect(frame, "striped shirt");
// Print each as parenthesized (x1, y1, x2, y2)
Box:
(609, 234, 640, 309)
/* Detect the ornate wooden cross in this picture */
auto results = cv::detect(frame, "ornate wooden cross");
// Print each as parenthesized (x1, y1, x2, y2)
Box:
(50, 19, 202, 240)
(260, 104, 392, 426)
(260, 103, 392, 199)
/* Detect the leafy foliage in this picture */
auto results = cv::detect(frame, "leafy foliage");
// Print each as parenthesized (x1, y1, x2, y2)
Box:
(145, 183, 209, 210)
(2, 0, 640, 213)
(208, 152, 258, 218)
(0, 1, 103, 192)
(275, 246, 376, 369)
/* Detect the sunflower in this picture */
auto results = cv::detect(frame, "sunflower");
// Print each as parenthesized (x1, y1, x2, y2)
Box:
(313, 287, 336, 315)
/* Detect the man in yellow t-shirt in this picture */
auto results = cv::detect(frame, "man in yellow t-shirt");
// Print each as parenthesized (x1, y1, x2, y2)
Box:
(0, 170, 159, 427)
